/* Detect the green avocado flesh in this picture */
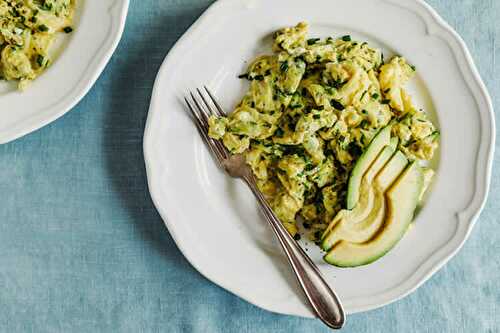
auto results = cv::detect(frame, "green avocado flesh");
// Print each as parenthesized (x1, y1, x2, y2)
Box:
(321, 189, 385, 250)
(346, 125, 391, 210)
(320, 142, 398, 241)
(374, 150, 408, 191)
(321, 182, 376, 244)
(364, 139, 398, 183)
(321, 145, 403, 252)
(324, 162, 423, 267)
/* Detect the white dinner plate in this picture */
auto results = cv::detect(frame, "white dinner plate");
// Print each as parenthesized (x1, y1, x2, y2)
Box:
(144, 0, 495, 316)
(0, 0, 129, 144)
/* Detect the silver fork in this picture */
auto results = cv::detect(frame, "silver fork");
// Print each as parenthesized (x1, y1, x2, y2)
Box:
(185, 87, 346, 329)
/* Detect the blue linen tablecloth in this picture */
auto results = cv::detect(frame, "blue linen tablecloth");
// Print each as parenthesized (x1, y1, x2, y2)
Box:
(0, 0, 498, 332)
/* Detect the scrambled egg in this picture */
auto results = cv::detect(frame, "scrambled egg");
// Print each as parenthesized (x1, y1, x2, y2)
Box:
(208, 22, 439, 237)
(0, 0, 75, 90)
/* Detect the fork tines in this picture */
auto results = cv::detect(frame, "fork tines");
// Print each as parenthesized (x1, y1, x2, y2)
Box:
(184, 86, 228, 165)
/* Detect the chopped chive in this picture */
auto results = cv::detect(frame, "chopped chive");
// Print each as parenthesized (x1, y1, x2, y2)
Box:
(359, 120, 369, 128)
(360, 90, 367, 100)
(63, 26, 73, 33)
(431, 130, 441, 139)
(329, 78, 346, 89)
(41, 2, 53, 10)
(341, 35, 351, 42)
(36, 54, 44, 67)
(38, 24, 49, 32)
(330, 99, 345, 110)
(307, 38, 321, 45)
(347, 142, 363, 157)
(280, 61, 289, 72)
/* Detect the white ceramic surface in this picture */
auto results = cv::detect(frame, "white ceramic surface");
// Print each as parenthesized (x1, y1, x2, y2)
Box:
(0, 0, 129, 144)
(143, 0, 495, 316)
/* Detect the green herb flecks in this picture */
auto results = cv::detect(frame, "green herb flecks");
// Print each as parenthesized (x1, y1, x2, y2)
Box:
(347, 142, 363, 158)
(36, 54, 44, 67)
(330, 99, 345, 111)
(360, 91, 367, 101)
(38, 24, 49, 32)
(307, 38, 320, 45)
(280, 61, 289, 72)
(329, 78, 346, 90)
(359, 120, 369, 129)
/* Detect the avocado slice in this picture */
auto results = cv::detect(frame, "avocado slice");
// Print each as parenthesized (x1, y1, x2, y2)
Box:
(324, 162, 423, 267)
(320, 141, 399, 241)
(320, 181, 375, 243)
(364, 138, 398, 183)
(374, 150, 408, 191)
(346, 125, 392, 210)
(321, 190, 385, 249)
(321, 144, 401, 251)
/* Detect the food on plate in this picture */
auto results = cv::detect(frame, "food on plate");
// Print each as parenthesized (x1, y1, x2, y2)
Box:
(208, 22, 439, 267)
(0, 0, 75, 90)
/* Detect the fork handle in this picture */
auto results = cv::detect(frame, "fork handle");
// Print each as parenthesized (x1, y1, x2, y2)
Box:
(244, 178, 346, 329)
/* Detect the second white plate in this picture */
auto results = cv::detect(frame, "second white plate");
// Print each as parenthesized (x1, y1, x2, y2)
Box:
(0, 0, 129, 144)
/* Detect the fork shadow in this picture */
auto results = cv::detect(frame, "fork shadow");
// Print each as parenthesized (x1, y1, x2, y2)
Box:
(103, 6, 212, 273)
